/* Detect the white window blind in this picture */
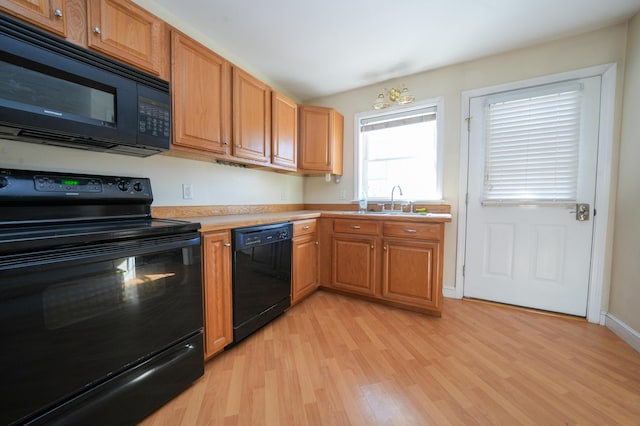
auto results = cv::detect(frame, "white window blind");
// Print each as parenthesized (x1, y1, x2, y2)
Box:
(483, 87, 582, 204)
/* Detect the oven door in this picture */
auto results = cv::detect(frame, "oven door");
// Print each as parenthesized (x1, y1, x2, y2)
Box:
(0, 232, 203, 425)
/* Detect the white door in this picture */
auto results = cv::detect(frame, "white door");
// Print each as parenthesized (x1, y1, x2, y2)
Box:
(463, 77, 601, 316)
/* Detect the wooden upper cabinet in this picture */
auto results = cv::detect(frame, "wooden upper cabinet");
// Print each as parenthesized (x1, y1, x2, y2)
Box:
(171, 30, 231, 155)
(271, 91, 298, 171)
(0, 0, 67, 36)
(299, 105, 343, 175)
(232, 67, 271, 163)
(86, 0, 168, 78)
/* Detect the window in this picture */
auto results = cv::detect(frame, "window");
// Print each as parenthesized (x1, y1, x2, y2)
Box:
(482, 82, 583, 204)
(355, 99, 443, 202)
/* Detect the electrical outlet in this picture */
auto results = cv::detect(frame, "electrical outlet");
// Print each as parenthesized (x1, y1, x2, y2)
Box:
(339, 189, 346, 200)
(182, 183, 193, 199)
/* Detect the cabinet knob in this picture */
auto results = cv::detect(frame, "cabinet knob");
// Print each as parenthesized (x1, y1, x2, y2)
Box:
(54, 9, 63, 18)
(384, 245, 387, 251)
(224, 242, 231, 247)
(315, 241, 319, 245)
(223, 140, 229, 146)
(303, 225, 310, 230)
(370, 244, 375, 249)
(235, 143, 241, 148)
(93, 26, 101, 34)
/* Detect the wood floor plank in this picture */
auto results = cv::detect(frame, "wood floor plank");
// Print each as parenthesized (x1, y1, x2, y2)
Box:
(140, 291, 640, 425)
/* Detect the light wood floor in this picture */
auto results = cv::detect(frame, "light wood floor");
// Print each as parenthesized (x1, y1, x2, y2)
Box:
(140, 291, 640, 425)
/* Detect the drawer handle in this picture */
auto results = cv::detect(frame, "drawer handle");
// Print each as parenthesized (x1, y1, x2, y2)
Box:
(351, 225, 361, 229)
(54, 9, 63, 18)
(404, 229, 417, 233)
(303, 225, 310, 230)
(224, 242, 231, 247)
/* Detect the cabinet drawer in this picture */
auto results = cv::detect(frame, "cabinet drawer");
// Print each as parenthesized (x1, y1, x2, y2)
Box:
(293, 219, 317, 236)
(383, 222, 442, 240)
(334, 219, 380, 235)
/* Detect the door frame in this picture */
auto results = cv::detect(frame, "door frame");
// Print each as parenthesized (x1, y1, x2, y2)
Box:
(455, 63, 617, 324)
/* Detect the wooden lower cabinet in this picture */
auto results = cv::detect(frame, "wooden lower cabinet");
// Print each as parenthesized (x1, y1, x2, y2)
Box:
(382, 238, 441, 311)
(202, 230, 233, 359)
(292, 219, 318, 304)
(332, 233, 378, 296)
(323, 218, 445, 315)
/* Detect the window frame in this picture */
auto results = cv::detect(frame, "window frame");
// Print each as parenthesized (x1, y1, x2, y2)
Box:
(354, 97, 445, 202)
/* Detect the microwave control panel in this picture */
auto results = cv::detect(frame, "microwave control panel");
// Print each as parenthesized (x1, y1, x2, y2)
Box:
(138, 96, 171, 140)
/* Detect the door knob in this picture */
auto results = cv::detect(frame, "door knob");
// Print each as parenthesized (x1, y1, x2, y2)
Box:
(570, 203, 590, 221)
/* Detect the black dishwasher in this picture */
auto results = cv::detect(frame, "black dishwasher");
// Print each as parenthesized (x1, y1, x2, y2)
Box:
(231, 222, 293, 345)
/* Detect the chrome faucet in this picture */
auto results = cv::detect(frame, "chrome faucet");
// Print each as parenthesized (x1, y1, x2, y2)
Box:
(390, 185, 403, 211)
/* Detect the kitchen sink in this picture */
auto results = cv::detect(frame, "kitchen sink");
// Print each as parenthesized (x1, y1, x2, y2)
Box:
(341, 211, 451, 219)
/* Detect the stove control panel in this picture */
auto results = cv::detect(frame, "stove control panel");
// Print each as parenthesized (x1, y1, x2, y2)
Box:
(35, 176, 103, 193)
(0, 168, 152, 202)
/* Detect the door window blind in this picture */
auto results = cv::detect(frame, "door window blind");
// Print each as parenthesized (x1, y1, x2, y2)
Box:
(483, 87, 582, 204)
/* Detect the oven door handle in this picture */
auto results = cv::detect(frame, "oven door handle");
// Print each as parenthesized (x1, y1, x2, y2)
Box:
(0, 233, 201, 272)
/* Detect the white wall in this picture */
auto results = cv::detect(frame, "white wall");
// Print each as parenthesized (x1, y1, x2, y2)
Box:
(609, 12, 640, 333)
(303, 23, 628, 293)
(0, 140, 304, 206)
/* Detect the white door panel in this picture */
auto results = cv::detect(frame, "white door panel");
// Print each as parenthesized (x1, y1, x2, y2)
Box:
(464, 76, 601, 316)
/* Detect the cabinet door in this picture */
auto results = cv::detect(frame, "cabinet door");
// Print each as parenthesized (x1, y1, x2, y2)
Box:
(271, 91, 297, 171)
(298, 106, 343, 174)
(202, 231, 233, 359)
(232, 67, 271, 163)
(87, 0, 167, 77)
(0, 0, 67, 37)
(382, 238, 442, 311)
(171, 30, 231, 155)
(0, 0, 67, 36)
(299, 106, 332, 172)
(332, 234, 377, 296)
(292, 233, 318, 304)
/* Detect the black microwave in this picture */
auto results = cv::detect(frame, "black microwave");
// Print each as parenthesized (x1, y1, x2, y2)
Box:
(0, 14, 171, 157)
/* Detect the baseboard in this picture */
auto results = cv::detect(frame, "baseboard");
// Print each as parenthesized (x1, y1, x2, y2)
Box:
(443, 286, 458, 299)
(605, 313, 640, 353)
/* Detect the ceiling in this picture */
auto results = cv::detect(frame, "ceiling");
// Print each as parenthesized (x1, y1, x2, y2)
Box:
(150, 0, 640, 102)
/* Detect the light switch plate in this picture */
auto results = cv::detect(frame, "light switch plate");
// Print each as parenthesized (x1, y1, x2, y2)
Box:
(182, 183, 193, 199)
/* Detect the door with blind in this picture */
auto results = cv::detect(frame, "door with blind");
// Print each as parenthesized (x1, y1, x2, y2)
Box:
(463, 77, 601, 316)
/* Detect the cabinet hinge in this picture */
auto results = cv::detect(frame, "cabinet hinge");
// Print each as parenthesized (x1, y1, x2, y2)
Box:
(465, 193, 469, 205)
(462, 265, 466, 277)
(465, 116, 472, 132)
